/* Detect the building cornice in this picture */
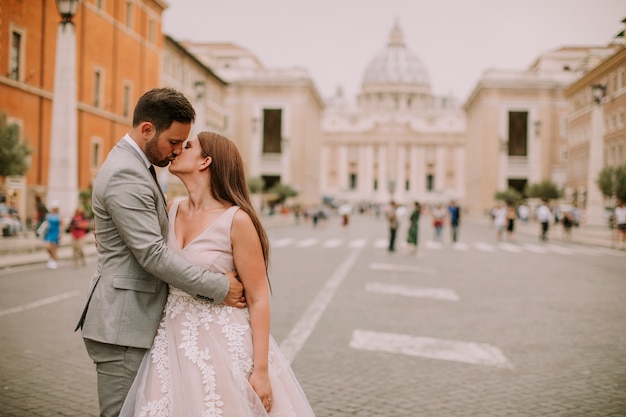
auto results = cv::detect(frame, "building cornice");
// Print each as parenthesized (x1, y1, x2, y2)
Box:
(564, 46, 626, 97)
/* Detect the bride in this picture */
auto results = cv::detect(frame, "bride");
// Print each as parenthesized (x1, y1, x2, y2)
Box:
(120, 132, 315, 416)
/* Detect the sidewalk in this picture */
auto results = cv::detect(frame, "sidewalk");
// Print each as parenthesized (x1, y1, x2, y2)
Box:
(0, 213, 297, 270)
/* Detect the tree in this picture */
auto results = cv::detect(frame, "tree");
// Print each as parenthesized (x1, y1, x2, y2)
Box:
(494, 187, 523, 205)
(247, 176, 265, 194)
(597, 164, 626, 203)
(0, 112, 33, 178)
(525, 180, 561, 201)
(268, 183, 298, 205)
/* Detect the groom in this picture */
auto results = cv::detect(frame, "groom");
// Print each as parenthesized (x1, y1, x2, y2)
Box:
(75, 87, 245, 417)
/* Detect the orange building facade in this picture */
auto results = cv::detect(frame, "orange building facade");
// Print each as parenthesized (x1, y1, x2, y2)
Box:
(0, 0, 166, 223)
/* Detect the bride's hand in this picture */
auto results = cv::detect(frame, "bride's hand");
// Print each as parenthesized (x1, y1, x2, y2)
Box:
(249, 369, 273, 412)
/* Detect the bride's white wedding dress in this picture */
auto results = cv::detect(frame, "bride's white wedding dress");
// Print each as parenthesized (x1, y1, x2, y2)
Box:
(120, 199, 316, 416)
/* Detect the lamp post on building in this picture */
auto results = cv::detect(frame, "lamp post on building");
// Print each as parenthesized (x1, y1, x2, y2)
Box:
(585, 84, 607, 226)
(47, 0, 80, 220)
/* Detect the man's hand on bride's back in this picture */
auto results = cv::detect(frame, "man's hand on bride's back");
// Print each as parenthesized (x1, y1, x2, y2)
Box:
(223, 271, 246, 308)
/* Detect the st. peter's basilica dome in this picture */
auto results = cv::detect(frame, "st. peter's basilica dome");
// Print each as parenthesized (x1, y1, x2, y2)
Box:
(362, 21, 431, 91)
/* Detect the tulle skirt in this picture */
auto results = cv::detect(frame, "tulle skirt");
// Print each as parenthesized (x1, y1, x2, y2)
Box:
(120, 290, 316, 417)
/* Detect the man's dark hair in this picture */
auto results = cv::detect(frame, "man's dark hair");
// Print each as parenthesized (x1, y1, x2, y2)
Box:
(132, 88, 195, 134)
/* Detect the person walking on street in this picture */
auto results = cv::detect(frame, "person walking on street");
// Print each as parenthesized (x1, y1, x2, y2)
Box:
(43, 201, 62, 269)
(448, 200, 461, 243)
(614, 200, 626, 249)
(34, 194, 48, 236)
(505, 203, 517, 242)
(68, 206, 90, 267)
(74, 88, 245, 417)
(405, 201, 421, 256)
(536, 200, 552, 242)
(432, 203, 446, 241)
(493, 202, 507, 242)
(387, 201, 399, 252)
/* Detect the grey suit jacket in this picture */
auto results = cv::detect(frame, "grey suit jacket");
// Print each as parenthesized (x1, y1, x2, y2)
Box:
(76, 138, 229, 349)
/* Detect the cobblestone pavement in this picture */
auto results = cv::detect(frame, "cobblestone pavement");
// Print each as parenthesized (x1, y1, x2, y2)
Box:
(0, 214, 624, 416)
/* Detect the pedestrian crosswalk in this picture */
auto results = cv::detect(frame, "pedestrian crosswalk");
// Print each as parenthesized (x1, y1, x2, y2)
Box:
(270, 236, 619, 257)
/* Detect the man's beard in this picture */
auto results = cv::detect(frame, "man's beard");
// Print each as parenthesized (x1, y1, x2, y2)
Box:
(145, 137, 172, 167)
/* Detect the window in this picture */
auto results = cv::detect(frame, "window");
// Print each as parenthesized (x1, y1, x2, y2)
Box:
(148, 19, 155, 44)
(122, 83, 131, 117)
(9, 31, 22, 80)
(349, 173, 357, 190)
(93, 69, 102, 107)
(405, 180, 410, 191)
(91, 138, 103, 170)
(125, 1, 133, 28)
(508, 111, 528, 156)
(262, 109, 282, 153)
(96, 0, 103, 9)
(426, 174, 434, 191)
(373, 179, 378, 191)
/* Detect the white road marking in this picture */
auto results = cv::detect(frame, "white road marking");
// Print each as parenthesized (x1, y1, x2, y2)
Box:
(349, 239, 367, 248)
(425, 240, 443, 250)
(373, 239, 388, 248)
(350, 330, 513, 369)
(522, 243, 547, 254)
(546, 244, 575, 255)
(280, 250, 361, 364)
(452, 242, 469, 250)
(272, 238, 295, 248)
(366, 282, 459, 301)
(369, 262, 437, 274)
(296, 238, 318, 247)
(498, 243, 522, 253)
(473, 242, 496, 252)
(322, 238, 343, 248)
(0, 291, 81, 317)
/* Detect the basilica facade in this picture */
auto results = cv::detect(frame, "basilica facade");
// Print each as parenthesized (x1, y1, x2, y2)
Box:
(320, 22, 466, 207)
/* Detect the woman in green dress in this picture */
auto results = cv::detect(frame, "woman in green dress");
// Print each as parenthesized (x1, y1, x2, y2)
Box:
(406, 201, 421, 255)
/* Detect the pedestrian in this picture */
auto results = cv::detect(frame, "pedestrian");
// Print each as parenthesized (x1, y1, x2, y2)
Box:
(561, 207, 575, 242)
(614, 200, 626, 249)
(518, 203, 529, 224)
(68, 206, 90, 267)
(536, 200, 552, 242)
(432, 203, 446, 241)
(34, 194, 48, 235)
(43, 201, 62, 269)
(405, 201, 421, 255)
(505, 203, 517, 242)
(493, 202, 507, 241)
(120, 132, 315, 416)
(387, 200, 399, 252)
(74, 87, 245, 417)
(448, 200, 461, 243)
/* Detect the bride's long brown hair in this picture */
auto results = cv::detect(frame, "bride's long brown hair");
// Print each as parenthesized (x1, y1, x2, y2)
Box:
(197, 131, 271, 282)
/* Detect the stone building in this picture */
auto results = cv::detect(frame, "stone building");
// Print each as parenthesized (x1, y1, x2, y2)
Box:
(565, 26, 626, 225)
(0, 0, 166, 221)
(321, 22, 465, 208)
(463, 44, 618, 216)
(182, 41, 325, 207)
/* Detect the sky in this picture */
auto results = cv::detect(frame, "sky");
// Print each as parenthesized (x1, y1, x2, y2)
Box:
(163, 0, 625, 103)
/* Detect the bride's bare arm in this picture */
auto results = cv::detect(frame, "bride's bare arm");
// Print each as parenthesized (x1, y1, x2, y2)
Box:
(231, 209, 273, 411)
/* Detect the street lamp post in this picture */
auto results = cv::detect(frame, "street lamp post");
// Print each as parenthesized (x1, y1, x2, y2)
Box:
(585, 84, 607, 226)
(47, 0, 80, 220)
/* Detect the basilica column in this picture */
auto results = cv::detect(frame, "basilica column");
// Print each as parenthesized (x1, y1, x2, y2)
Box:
(319, 145, 329, 195)
(378, 145, 388, 201)
(435, 146, 446, 193)
(338, 145, 349, 191)
(409, 145, 419, 196)
(396, 145, 407, 201)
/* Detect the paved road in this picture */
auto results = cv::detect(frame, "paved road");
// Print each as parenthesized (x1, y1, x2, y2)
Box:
(0, 214, 624, 416)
